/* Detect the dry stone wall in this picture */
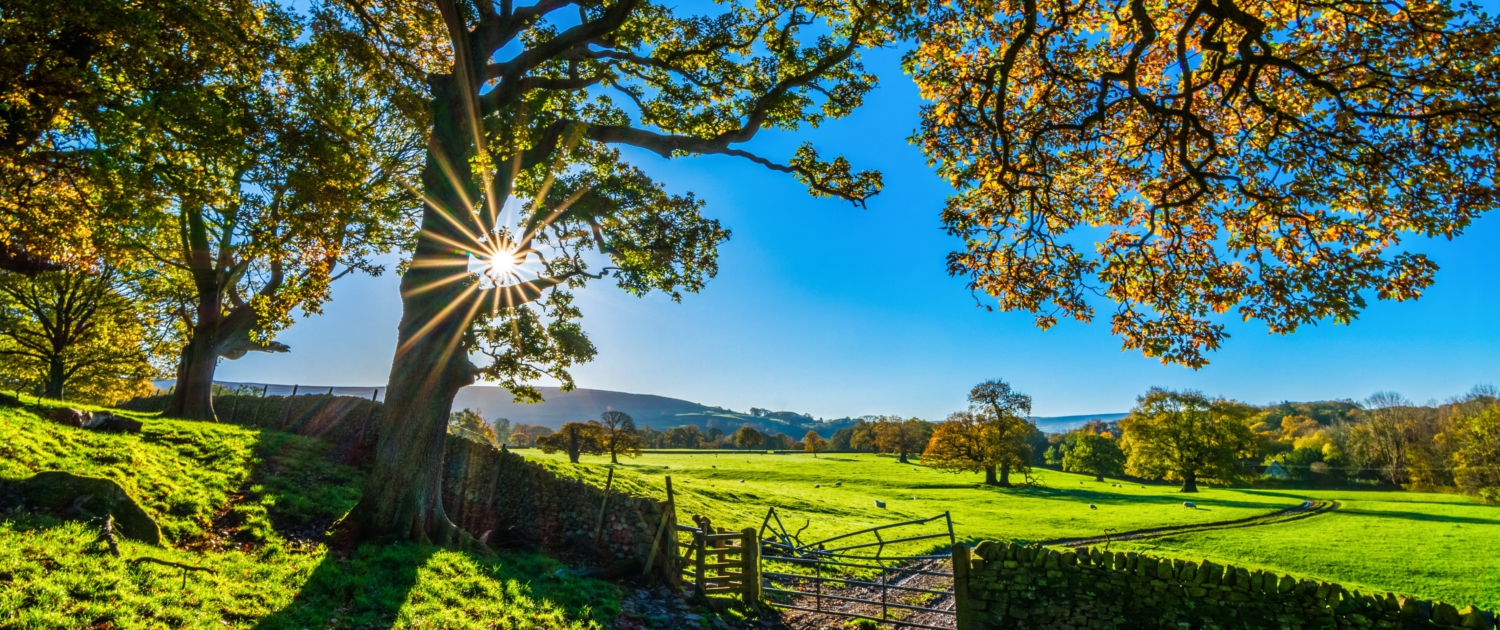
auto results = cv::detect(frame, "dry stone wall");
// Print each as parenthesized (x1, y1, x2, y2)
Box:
(442, 437, 676, 578)
(954, 541, 1496, 630)
(122, 393, 380, 465)
(125, 393, 677, 578)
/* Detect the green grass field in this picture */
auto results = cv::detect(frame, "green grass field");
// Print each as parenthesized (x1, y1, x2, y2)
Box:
(1109, 490, 1500, 610)
(0, 403, 621, 629)
(526, 449, 1499, 609)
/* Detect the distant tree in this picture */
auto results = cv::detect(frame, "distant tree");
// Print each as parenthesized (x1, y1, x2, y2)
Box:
(1120, 389, 1258, 492)
(1444, 403, 1500, 503)
(599, 411, 644, 464)
(1043, 444, 1065, 466)
(1349, 392, 1418, 485)
(830, 426, 857, 451)
(508, 424, 553, 447)
(1062, 433, 1126, 482)
(537, 422, 605, 463)
(735, 426, 765, 451)
(849, 419, 880, 452)
(663, 425, 705, 449)
(875, 418, 934, 464)
(750, 408, 771, 418)
(804, 431, 828, 457)
(923, 410, 1007, 485)
(491, 418, 513, 447)
(448, 409, 500, 447)
(968, 379, 1036, 485)
(763, 432, 795, 450)
(0, 268, 168, 404)
(638, 426, 664, 449)
(705, 427, 725, 443)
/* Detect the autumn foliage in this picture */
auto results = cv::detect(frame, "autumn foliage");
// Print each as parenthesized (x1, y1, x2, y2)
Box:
(909, 0, 1500, 367)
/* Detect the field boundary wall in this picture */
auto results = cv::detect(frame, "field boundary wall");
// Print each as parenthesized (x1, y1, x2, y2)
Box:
(953, 541, 1496, 630)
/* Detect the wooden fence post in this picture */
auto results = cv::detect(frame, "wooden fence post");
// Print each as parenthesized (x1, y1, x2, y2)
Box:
(593, 468, 615, 545)
(741, 527, 760, 607)
(953, 543, 972, 630)
(693, 528, 707, 598)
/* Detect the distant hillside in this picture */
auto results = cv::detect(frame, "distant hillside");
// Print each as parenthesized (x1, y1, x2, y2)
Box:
(175, 381, 1123, 436)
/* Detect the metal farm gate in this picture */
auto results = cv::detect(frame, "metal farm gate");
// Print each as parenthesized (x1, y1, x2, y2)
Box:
(756, 508, 959, 629)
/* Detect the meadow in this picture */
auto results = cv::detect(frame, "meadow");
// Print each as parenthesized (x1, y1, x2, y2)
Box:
(526, 449, 1500, 610)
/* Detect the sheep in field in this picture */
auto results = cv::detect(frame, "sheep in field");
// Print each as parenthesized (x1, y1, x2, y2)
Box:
(1183, 501, 1197, 509)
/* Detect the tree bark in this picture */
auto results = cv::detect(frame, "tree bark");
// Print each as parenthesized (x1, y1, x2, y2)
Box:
(984, 465, 998, 485)
(998, 463, 1012, 487)
(898, 452, 909, 464)
(167, 327, 219, 420)
(337, 76, 483, 548)
(1095, 473, 1104, 482)
(44, 356, 65, 399)
(1180, 470, 1199, 493)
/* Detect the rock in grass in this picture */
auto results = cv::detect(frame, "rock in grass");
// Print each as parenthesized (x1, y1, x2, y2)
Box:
(20, 472, 160, 545)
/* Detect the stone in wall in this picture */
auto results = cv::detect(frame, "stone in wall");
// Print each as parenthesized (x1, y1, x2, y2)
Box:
(955, 541, 1496, 630)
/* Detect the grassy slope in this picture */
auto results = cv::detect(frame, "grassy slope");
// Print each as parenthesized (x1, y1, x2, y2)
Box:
(0, 402, 621, 629)
(1109, 490, 1500, 610)
(526, 450, 1497, 610)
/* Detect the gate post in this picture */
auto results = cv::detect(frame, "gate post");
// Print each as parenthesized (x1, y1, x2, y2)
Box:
(953, 544, 972, 630)
(741, 527, 760, 606)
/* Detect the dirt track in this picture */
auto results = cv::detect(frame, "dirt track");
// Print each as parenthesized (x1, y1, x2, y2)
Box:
(1039, 499, 1339, 548)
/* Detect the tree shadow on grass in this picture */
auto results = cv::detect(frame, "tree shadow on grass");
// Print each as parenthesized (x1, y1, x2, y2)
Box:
(250, 543, 624, 629)
(251, 544, 435, 630)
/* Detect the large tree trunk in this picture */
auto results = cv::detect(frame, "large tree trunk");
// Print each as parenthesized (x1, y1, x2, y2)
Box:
(898, 452, 909, 464)
(984, 465, 998, 485)
(998, 463, 1012, 487)
(44, 356, 65, 399)
(338, 76, 483, 548)
(1180, 470, 1199, 493)
(167, 297, 223, 421)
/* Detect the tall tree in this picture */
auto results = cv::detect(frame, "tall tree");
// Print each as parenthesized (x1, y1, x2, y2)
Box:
(0, 0, 274, 273)
(923, 409, 1006, 485)
(875, 417, 933, 463)
(1062, 433, 1126, 482)
(599, 410, 643, 464)
(1446, 404, 1500, 503)
(324, 0, 906, 545)
(536, 421, 604, 463)
(967, 379, 1036, 485)
(909, 0, 1500, 367)
(1120, 388, 1257, 492)
(116, 21, 423, 422)
(803, 430, 828, 457)
(0, 267, 168, 403)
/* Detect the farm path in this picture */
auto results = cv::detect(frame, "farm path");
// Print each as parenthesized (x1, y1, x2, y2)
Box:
(1041, 499, 1340, 548)
(767, 558, 956, 630)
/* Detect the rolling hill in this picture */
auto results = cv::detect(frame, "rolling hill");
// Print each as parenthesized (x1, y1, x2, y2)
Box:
(175, 381, 1122, 436)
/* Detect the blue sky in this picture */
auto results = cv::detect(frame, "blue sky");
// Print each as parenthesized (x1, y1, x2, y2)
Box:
(216, 46, 1500, 420)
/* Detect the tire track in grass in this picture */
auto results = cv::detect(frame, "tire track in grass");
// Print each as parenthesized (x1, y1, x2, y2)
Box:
(1039, 499, 1340, 549)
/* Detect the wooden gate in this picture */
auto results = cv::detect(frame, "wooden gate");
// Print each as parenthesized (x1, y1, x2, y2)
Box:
(677, 515, 761, 606)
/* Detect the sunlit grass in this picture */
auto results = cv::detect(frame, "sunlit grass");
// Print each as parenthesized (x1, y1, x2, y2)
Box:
(524, 449, 1497, 610)
(1109, 490, 1500, 609)
(0, 404, 622, 629)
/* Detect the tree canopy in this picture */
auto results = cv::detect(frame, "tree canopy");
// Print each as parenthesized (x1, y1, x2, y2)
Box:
(1120, 388, 1258, 491)
(909, 0, 1500, 367)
